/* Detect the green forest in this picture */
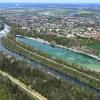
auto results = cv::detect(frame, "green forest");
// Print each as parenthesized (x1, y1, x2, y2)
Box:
(0, 53, 100, 100)
(0, 74, 35, 100)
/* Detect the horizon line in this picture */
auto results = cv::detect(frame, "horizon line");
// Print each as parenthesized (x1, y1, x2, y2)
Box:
(0, 2, 100, 4)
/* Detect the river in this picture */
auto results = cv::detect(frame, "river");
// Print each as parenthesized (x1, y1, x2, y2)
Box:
(0, 24, 100, 93)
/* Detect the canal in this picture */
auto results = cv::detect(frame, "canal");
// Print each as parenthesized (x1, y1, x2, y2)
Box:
(16, 36, 100, 71)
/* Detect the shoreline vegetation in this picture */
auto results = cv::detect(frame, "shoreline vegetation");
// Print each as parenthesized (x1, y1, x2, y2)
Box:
(0, 53, 100, 100)
(1, 35, 100, 90)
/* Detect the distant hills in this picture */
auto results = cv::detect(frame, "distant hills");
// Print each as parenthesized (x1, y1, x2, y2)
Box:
(0, 3, 100, 9)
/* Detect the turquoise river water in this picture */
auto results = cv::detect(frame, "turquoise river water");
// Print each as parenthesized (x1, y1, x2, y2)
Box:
(16, 36, 100, 71)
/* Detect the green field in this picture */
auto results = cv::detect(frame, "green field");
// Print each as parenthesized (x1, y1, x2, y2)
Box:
(78, 10, 93, 14)
(88, 41, 100, 53)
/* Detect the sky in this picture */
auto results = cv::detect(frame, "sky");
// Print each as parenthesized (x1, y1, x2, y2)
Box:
(0, 0, 100, 3)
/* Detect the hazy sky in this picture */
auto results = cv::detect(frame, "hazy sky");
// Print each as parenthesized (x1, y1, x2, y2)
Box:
(0, 0, 100, 3)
